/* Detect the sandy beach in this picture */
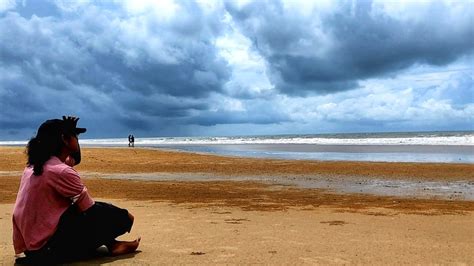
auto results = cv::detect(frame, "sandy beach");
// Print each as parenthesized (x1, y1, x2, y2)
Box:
(1, 146, 473, 264)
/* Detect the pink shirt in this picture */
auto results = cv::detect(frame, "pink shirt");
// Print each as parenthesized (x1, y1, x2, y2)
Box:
(12, 156, 95, 254)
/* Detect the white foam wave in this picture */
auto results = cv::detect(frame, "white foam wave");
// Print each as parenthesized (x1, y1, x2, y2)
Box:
(73, 135, 474, 146)
(1, 135, 473, 146)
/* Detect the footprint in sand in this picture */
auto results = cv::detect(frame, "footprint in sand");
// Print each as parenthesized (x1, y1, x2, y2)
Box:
(224, 218, 250, 224)
(320, 220, 348, 226)
(190, 251, 206, 255)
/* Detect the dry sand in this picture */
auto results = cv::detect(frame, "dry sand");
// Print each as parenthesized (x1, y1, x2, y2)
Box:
(1, 146, 473, 264)
(2, 200, 473, 265)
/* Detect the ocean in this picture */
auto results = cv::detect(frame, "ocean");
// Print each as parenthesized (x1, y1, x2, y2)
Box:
(2, 131, 473, 163)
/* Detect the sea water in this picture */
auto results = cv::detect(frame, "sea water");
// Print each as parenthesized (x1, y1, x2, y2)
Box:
(1, 131, 473, 163)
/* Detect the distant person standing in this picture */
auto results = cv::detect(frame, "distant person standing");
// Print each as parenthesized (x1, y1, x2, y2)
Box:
(128, 135, 132, 147)
(130, 135, 135, 147)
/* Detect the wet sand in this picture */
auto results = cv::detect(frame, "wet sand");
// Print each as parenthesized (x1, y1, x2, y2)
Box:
(145, 143, 474, 163)
(1, 146, 473, 180)
(1, 146, 474, 264)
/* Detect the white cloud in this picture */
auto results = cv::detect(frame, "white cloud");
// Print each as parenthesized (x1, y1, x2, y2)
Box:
(0, 0, 16, 13)
(123, 0, 179, 19)
(259, 62, 473, 132)
(216, 12, 273, 98)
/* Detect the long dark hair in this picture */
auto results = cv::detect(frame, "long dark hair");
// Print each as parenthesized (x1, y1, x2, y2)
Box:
(26, 134, 66, 175)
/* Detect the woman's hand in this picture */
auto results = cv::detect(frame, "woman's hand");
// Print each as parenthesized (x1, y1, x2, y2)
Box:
(65, 156, 76, 167)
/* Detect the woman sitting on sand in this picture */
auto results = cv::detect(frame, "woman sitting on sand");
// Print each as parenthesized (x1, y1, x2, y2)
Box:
(12, 116, 140, 264)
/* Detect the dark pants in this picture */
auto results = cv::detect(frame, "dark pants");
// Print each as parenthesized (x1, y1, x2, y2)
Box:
(18, 201, 133, 264)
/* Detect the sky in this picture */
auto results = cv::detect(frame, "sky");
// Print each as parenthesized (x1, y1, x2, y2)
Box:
(0, 0, 473, 140)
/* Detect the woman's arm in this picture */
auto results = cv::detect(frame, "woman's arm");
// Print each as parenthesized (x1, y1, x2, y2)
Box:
(55, 167, 95, 212)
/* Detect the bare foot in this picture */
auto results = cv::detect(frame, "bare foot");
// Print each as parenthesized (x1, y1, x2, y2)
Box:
(107, 237, 141, 256)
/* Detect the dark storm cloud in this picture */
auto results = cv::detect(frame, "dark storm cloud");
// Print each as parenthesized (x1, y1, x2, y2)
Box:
(119, 94, 209, 117)
(118, 116, 153, 131)
(187, 109, 290, 126)
(0, 1, 232, 138)
(225, 0, 474, 95)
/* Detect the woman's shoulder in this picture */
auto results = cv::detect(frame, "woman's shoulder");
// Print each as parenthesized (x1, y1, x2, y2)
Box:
(43, 156, 74, 174)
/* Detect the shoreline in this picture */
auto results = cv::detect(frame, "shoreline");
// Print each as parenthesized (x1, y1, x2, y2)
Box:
(143, 144, 474, 164)
(1, 143, 473, 163)
(146, 143, 474, 153)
